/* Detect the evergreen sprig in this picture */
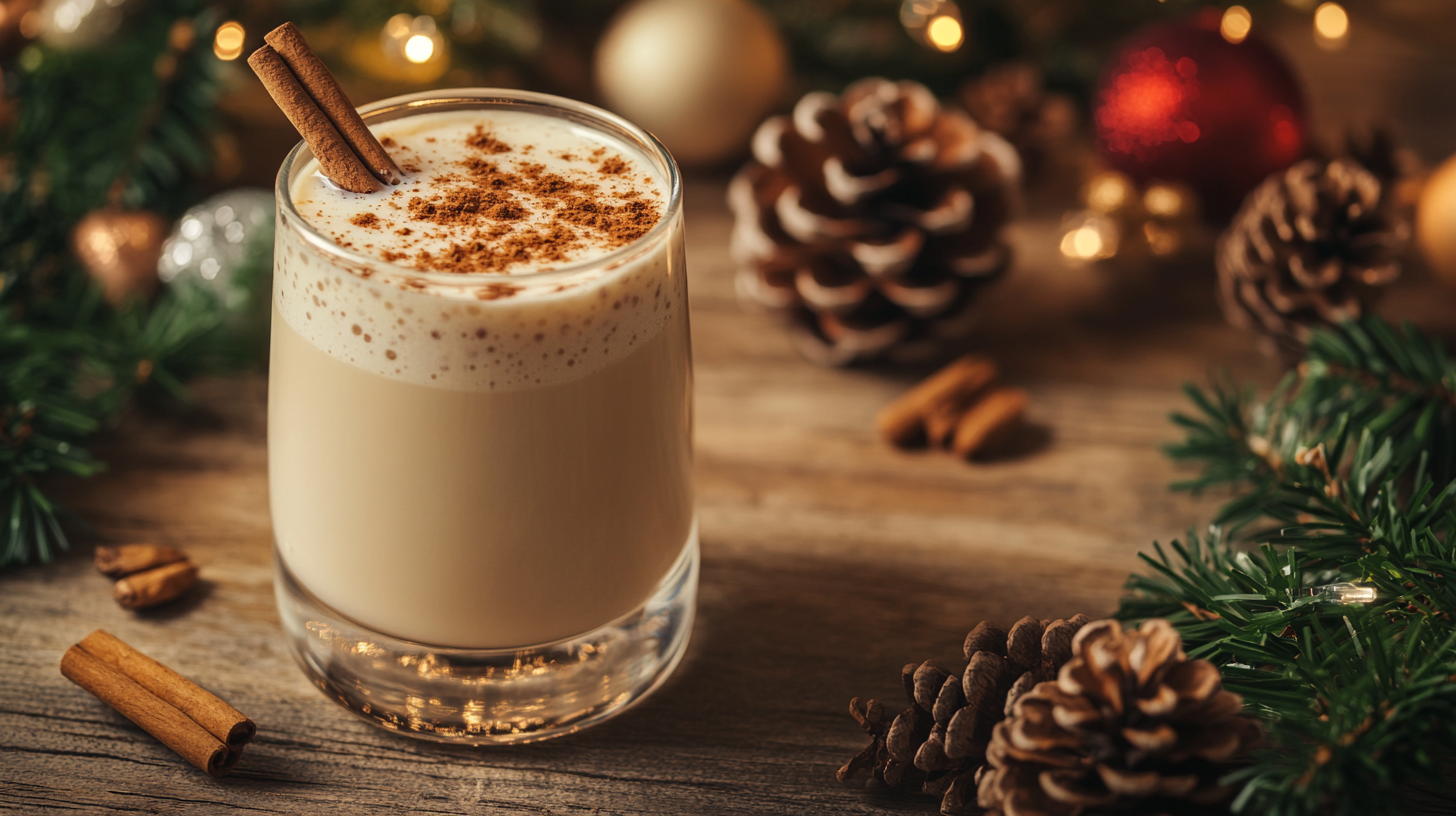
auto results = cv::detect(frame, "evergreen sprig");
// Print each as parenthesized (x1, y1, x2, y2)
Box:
(1120, 317, 1456, 816)
(0, 2, 264, 568)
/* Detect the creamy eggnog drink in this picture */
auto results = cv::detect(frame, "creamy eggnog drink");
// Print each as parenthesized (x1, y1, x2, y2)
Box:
(268, 90, 695, 743)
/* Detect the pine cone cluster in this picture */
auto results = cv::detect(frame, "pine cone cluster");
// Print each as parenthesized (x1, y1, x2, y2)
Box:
(1217, 157, 1408, 357)
(839, 614, 1090, 815)
(977, 618, 1263, 816)
(730, 78, 1020, 366)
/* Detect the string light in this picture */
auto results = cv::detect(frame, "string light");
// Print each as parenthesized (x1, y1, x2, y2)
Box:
(1086, 172, 1134, 213)
(404, 33, 434, 63)
(899, 0, 964, 53)
(1143, 184, 1185, 218)
(1298, 582, 1377, 604)
(380, 13, 447, 74)
(1059, 214, 1119, 261)
(213, 21, 244, 61)
(926, 15, 963, 52)
(1313, 2, 1349, 50)
(1220, 6, 1252, 43)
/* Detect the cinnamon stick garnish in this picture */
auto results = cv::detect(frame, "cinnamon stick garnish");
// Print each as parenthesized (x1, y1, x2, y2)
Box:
(876, 355, 998, 447)
(114, 560, 198, 609)
(264, 22, 401, 186)
(76, 630, 256, 753)
(61, 640, 232, 777)
(95, 544, 188, 578)
(951, 387, 1028, 459)
(248, 43, 381, 194)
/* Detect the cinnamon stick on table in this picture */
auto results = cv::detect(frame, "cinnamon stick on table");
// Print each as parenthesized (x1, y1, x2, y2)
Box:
(60, 647, 230, 776)
(876, 355, 998, 447)
(60, 630, 256, 776)
(113, 559, 198, 610)
(95, 543, 188, 578)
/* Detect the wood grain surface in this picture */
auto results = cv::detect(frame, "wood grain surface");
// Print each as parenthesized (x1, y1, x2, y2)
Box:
(0, 182, 1273, 815)
(5, 15, 1456, 812)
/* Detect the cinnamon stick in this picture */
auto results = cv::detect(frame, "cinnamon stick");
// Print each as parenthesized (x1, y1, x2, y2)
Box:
(923, 399, 963, 448)
(248, 43, 381, 194)
(876, 355, 998, 447)
(114, 560, 198, 609)
(95, 544, 187, 578)
(264, 22, 401, 186)
(76, 630, 256, 753)
(951, 387, 1028, 459)
(60, 645, 230, 777)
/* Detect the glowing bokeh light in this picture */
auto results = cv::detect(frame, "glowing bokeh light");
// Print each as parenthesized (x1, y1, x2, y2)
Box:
(1314, 3, 1348, 49)
(1143, 184, 1185, 218)
(1220, 6, 1252, 43)
(213, 21, 245, 61)
(927, 15, 963, 52)
(404, 33, 435, 63)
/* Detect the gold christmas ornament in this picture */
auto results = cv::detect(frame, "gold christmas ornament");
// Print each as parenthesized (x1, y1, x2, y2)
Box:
(1416, 152, 1456, 288)
(72, 209, 167, 304)
(595, 0, 787, 165)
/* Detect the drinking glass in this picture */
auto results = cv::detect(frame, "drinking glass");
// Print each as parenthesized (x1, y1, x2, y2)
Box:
(268, 89, 695, 743)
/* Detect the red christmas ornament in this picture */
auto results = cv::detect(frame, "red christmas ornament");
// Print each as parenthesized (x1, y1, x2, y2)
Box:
(1094, 11, 1306, 220)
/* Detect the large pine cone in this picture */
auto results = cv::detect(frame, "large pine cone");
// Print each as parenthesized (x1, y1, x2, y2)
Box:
(977, 619, 1263, 816)
(839, 614, 1090, 815)
(1217, 157, 1407, 357)
(729, 78, 1020, 366)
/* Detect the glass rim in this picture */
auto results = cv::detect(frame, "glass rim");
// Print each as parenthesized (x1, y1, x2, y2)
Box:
(275, 88, 684, 284)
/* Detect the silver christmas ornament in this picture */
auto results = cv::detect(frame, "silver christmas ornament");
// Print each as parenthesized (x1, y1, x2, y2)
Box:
(158, 189, 274, 317)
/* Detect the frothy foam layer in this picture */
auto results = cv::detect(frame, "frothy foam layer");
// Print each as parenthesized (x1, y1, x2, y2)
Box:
(293, 110, 666, 273)
(278, 107, 683, 391)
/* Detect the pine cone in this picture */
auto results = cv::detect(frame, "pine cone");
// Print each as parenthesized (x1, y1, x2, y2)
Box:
(958, 63, 1077, 181)
(839, 614, 1091, 815)
(1217, 157, 1408, 357)
(977, 619, 1263, 816)
(729, 78, 1020, 366)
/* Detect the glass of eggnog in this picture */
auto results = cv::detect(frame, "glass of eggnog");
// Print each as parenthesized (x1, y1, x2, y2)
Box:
(268, 89, 695, 743)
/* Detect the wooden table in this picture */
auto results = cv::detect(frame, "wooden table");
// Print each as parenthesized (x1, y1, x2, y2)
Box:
(0, 180, 1286, 814)
(5, 14, 1456, 810)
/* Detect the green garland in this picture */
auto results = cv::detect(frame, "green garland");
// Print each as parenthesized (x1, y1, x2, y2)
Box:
(1119, 317, 1456, 815)
(0, 2, 266, 568)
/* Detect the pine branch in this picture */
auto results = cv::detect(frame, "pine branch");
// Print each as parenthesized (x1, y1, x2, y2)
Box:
(1121, 317, 1456, 816)
(0, 3, 262, 568)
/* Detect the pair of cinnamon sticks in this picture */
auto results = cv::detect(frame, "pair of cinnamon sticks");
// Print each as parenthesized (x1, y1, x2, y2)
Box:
(248, 23, 401, 193)
(60, 630, 256, 777)
(877, 355, 1028, 459)
(96, 543, 198, 609)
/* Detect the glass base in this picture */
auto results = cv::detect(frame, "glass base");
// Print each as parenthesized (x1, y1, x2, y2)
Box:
(274, 528, 699, 745)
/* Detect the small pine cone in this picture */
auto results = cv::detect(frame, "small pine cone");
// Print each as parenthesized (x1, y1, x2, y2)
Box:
(839, 614, 1091, 815)
(730, 78, 1020, 366)
(977, 619, 1263, 816)
(1217, 157, 1408, 357)
(958, 63, 1078, 180)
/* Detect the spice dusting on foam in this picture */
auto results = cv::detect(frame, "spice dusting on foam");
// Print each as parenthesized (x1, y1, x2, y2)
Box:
(293, 112, 665, 277)
(277, 108, 682, 393)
